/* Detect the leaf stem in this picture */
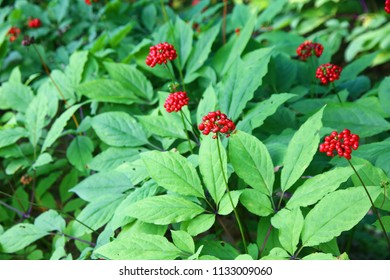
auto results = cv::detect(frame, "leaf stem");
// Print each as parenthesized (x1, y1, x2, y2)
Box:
(222, 0, 228, 44)
(180, 110, 194, 154)
(216, 135, 247, 253)
(348, 159, 390, 249)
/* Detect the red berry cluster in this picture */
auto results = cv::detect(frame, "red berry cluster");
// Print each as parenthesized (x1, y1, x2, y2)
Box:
(319, 129, 359, 160)
(296, 41, 324, 61)
(85, 0, 98, 5)
(7, 27, 21, 42)
(164, 91, 189, 113)
(145, 42, 177, 68)
(316, 63, 342, 85)
(28, 18, 41, 28)
(386, 0, 390, 14)
(198, 111, 236, 139)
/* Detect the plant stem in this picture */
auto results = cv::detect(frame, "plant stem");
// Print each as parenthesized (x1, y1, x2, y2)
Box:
(222, 0, 228, 44)
(216, 135, 247, 253)
(277, 191, 285, 211)
(331, 82, 342, 103)
(32, 44, 79, 129)
(180, 110, 194, 154)
(59, 233, 96, 247)
(259, 224, 273, 256)
(0, 200, 27, 218)
(348, 160, 390, 249)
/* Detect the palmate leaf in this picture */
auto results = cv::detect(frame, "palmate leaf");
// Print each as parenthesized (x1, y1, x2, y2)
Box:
(141, 150, 204, 198)
(301, 186, 382, 247)
(124, 195, 205, 225)
(280, 106, 325, 192)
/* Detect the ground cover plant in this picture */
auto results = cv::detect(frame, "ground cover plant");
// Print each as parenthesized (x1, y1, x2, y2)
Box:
(0, 0, 390, 260)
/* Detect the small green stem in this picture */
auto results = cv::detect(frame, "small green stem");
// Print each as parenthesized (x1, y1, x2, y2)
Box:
(348, 160, 390, 249)
(216, 135, 247, 253)
(180, 110, 193, 154)
(331, 82, 342, 103)
(277, 191, 285, 211)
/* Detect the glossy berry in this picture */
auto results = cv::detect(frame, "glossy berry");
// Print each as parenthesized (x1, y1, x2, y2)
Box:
(296, 41, 324, 61)
(198, 110, 236, 139)
(164, 91, 189, 113)
(386, 0, 390, 14)
(28, 18, 41, 28)
(319, 129, 360, 160)
(145, 42, 177, 68)
(7, 26, 20, 42)
(316, 63, 342, 85)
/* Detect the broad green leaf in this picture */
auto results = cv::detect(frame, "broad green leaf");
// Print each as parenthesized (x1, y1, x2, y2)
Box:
(286, 166, 356, 209)
(32, 153, 53, 169)
(373, 216, 390, 233)
(271, 208, 304, 255)
(92, 112, 148, 147)
(124, 195, 205, 225)
(77, 79, 138, 104)
(237, 93, 296, 132)
(281, 106, 325, 192)
(117, 221, 167, 240)
(34, 210, 65, 232)
(95, 233, 182, 260)
(217, 48, 273, 122)
(199, 240, 240, 260)
(323, 103, 390, 138)
(66, 136, 94, 172)
(302, 253, 337, 260)
(137, 115, 186, 139)
(41, 103, 83, 153)
(338, 52, 377, 83)
(104, 62, 153, 101)
(25, 94, 48, 148)
(181, 214, 216, 236)
(141, 151, 204, 198)
(301, 186, 382, 247)
(196, 84, 217, 124)
(0, 127, 27, 149)
(109, 23, 134, 48)
(240, 189, 274, 217)
(260, 247, 290, 260)
(50, 70, 76, 101)
(0, 224, 48, 253)
(174, 16, 193, 68)
(229, 131, 275, 196)
(70, 171, 133, 202)
(89, 147, 141, 172)
(65, 51, 89, 87)
(171, 230, 195, 254)
(199, 136, 226, 205)
(186, 23, 220, 75)
(71, 195, 124, 237)
(257, 0, 288, 25)
(0, 82, 34, 112)
(218, 190, 242, 215)
(378, 77, 390, 116)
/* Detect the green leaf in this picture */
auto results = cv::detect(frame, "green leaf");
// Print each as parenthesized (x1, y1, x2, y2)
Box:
(0, 127, 28, 149)
(186, 23, 220, 76)
(171, 230, 195, 254)
(218, 190, 242, 215)
(65, 51, 89, 87)
(323, 103, 390, 138)
(70, 171, 133, 202)
(260, 247, 290, 260)
(0, 82, 34, 112)
(237, 93, 296, 132)
(240, 189, 274, 217)
(109, 23, 134, 48)
(94, 233, 182, 260)
(124, 195, 205, 225)
(137, 115, 186, 139)
(66, 136, 94, 172)
(373, 216, 390, 233)
(174, 16, 193, 68)
(104, 62, 153, 101)
(281, 106, 325, 192)
(229, 131, 274, 196)
(89, 147, 141, 172)
(50, 70, 76, 101)
(32, 153, 53, 169)
(301, 186, 382, 247)
(71, 195, 124, 237)
(25, 94, 48, 147)
(77, 79, 138, 105)
(92, 112, 148, 147)
(286, 166, 356, 209)
(302, 253, 337, 260)
(181, 214, 215, 236)
(141, 151, 204, 198)
(271, 208, 304, 255)
(0, 224, 48, 253)
(34, 210, 66, 232)
(41, 103, 83, 153)
(199, 136, 226, 205)
(378, 77, 390, 116)
(217, 48, 273, 122)
(196, 84, 217, 124)
(338, 52, 377, 83)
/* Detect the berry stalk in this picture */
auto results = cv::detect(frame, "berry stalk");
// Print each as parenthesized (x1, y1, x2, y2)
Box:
(180, 110, 194, 154)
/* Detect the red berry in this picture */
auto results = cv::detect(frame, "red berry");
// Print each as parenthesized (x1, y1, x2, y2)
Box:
(319, 129, 360, 160)
(28, 18, 41, 28)
(164, 91, 189, 113)
(198, 111, 235, 139)
(7, 27, 20, 42)
(296, 40, 324, 61)
(316, 63, 342, 85)
(386, 0, 390, 14)
(146, 42, 177, 68)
